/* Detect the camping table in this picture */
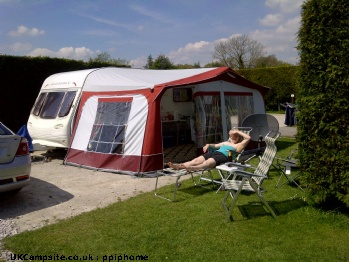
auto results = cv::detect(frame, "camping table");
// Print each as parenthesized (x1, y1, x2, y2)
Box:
(155, 168, 194, 201)
(216, 163, 251, 193)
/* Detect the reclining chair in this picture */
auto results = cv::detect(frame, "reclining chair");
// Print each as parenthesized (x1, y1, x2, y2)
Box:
(155, 127, 252, 201)
(196, 113, 279, 190)
(209, 113, 279, 192)
(195, 127, 252, 191)
(221, 131, 280, 221)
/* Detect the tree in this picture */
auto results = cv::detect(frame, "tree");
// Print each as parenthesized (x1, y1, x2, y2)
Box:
(90, 52, 111, 63)
(144, 54, 154, 69)
(193, 61, 201, 68)
(175, 64, 197, 69)
(297, 0, 349, 208)
(213, 35, 266, 69)
(175, 62, 201, 69)
(204, 61, 224, 68)
(151, 54, 174, 69)
(88, 52, 129, 67)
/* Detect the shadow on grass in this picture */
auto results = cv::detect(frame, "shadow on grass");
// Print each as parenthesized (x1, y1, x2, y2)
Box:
(238, 198, 308, 219)
(275, 139, 297, 151)
(176, 183, 216, 198)
(154, 181, 216, 202)
(314, 197, 349, 216)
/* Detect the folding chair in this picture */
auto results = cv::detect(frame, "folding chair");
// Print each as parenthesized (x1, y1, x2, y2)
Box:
(215, 114, 279, 193)
(275, 149, 304, 192)
(221, 131, 280, 221)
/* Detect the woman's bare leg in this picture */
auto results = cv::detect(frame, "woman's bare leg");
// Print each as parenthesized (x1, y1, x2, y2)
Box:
(181, 156, 206, 168)
(186, 158, 217, 171)
(168, 156, 206, 170)
(168, 162, 186, 170)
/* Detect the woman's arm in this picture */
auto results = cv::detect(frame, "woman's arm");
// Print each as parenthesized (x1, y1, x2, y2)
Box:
(230, 130, 251, 153)
(230, 129, 251, 141)
(203, 142, 224, 153)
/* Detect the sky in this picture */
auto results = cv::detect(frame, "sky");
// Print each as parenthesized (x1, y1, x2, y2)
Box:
(0, 0, 304, 68)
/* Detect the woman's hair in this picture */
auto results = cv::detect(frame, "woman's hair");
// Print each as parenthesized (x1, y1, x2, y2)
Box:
(228, 128, 243, 143)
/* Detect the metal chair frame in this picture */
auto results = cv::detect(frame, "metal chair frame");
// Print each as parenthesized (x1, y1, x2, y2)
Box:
(221, 131, 280, 221)
(195, 127, 252, 192)
(274, 149, 304, 192)
(154, 168, 195, 201)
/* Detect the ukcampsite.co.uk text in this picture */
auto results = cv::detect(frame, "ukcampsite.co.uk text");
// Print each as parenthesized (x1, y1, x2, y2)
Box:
(11, 253, 149, 261)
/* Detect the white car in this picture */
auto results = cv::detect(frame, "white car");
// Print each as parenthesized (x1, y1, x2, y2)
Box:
(0, 122, 31, 193)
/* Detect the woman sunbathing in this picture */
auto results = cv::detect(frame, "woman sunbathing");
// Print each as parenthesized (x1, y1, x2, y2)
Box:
(168, 129, 251, 171)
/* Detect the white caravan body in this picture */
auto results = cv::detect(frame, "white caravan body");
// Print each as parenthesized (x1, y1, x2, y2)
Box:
(27, 69, 96, 151)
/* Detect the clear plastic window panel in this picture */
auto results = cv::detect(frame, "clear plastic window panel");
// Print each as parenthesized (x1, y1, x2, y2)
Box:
(194, 95, 222, 147)
(32, 92, 47, 116)
(87, 101, 130, 154)
(225, 95, 254, 130)
(40, 92, 65, 119)
(58, 91, 76, 117)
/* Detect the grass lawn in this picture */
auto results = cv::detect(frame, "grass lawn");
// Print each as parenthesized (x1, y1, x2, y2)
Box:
(3, 138, 349, 261)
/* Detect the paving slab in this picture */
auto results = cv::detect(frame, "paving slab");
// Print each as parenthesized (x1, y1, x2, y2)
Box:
(270, 113, 297, 138)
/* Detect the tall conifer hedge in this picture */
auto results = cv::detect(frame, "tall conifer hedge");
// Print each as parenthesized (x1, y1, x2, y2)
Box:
(297, 0, 349, 207)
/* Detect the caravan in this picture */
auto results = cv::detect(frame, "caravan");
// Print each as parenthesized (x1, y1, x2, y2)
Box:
(28, 67, 270, 175)
(27, 69, 96, 150)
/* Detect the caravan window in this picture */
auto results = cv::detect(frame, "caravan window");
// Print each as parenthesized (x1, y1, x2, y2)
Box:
(40, 92, 65, 119)
(58, 91, 76, 117)
(32, 91, 77, 119)
(32, 93, 47, 116)
(87, 101, 131, 154)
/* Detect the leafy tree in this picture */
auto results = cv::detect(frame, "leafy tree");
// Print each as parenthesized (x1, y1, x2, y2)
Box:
(90, 52, 111, 63)
(175, 64, 196, 69)
(175, 62, 201, 69)
(297, 0, 349, 208)
(88, 52, 129, 67)
(144, 54, 154, 69)
(151, 54, 174, 69)
(204, 61, 224, 68)
(213, 34, 266, 69)
(193, 62, 201, 68)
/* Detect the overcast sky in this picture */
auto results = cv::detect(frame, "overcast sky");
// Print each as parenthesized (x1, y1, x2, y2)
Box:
(0, 0, 303, 68)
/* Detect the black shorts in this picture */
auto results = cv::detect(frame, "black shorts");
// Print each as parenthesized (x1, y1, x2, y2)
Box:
(203, 151, 228, 166)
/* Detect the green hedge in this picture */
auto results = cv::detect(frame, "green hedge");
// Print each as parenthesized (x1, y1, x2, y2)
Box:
(297, 0, 349, 207)
(237, 66, 298, 111)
